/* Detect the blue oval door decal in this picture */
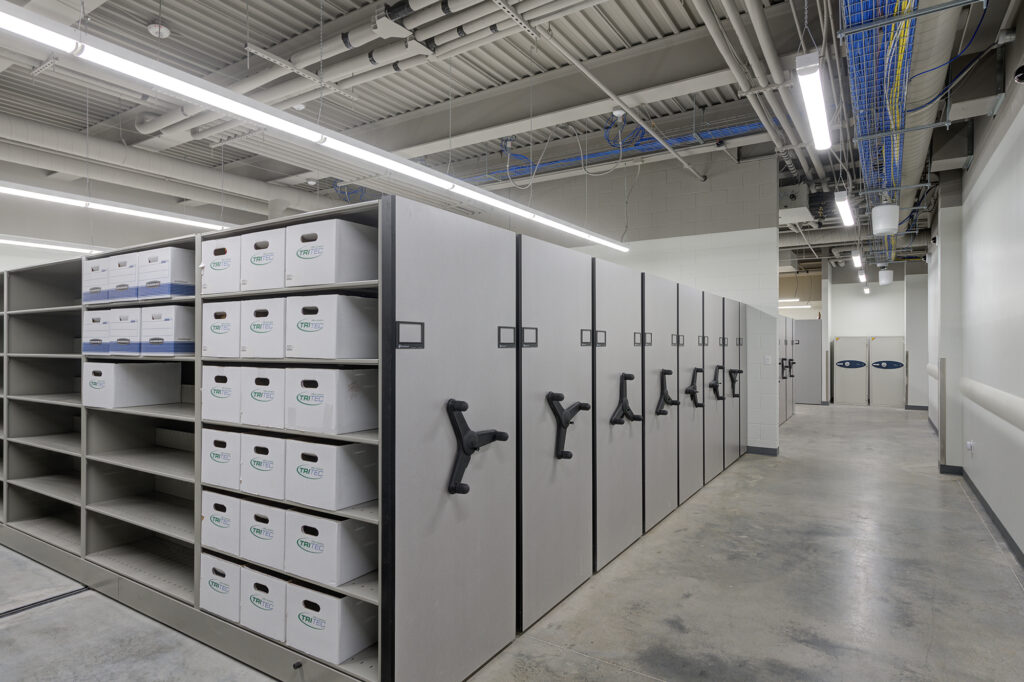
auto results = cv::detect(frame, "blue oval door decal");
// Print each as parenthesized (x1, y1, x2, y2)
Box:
(871, 360, 904, 369)
(836, 360, 866, 369)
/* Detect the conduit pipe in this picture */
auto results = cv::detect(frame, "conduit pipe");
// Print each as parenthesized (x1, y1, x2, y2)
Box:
(718, 0, 819, 182)
(742, 0, 829, 184)
(0, 113, 337, 213)
(778, 228, 930, 249)
(688, 0, 797, 175)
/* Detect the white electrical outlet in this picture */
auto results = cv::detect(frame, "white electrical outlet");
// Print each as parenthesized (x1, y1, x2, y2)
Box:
(966, 440, 975, 456)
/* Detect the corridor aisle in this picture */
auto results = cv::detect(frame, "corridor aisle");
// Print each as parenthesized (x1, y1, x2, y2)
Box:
(473, 405, 1024, 681)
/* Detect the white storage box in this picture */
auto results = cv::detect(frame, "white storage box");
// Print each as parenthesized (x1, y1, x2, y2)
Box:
(199, 553, 240, 623)
(82, 361, 182, 409)
(239, 500, 286, 569)
(137, 246, 195, 299)
(82, 309, 109, 354)
(241, 228, 286, 291)
(285, 441, 377, 511)
(286, 583, 377, 665)
(201, 428, 241, 490)
(240, 297, 286, 358)
(141, 305, 195, 356)
(284, 369, 378, 435)
(107, 252, 139, 300)
(108, 307, 141, 356)
(82, 257, 109, 302)
(240, 366, 285, 428)
(240, 433, 286, 499)
(201, 236, 241, 294)
(285, 295, 378, 359)
(239, 567, 287, 642)
(284, 220, 377, 287)
(284, 511, 376, 586)
(201, 365, 241, 423)
(201, 491, 240, 555)
(202, 301, 240, 358)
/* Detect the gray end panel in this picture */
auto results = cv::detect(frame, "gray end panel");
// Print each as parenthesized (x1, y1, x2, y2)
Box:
(593, 259, 643, 570)
(678, 285, 704, 503)
(643, 275, 678, 531)
(778, 316, 788, 424)
(392, 198, 517, 682)
(794, 319, 823, 405)
(739, 303, 748, 453)
(519, 237, 593, 629)
(703, 293, 725, 483)
(786, 318, 796, 418)
(724, 299, 741, 467)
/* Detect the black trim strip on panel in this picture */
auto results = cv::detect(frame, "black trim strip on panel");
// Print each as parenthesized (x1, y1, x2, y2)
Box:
(675, 283, 680, 507)
(701, 292, 706, 486)
(379, 195, 397, 682)
(721, 297, 727, 474)
(591, 257, 598, 574)
(515, 235, 524, 633)
(963, 470, 1024, 571)
(640, 273, 646, 532)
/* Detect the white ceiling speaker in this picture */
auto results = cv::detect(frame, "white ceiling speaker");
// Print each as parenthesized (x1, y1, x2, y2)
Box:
(878, 268, 894, 286)
(147, 22, 171, 39)
(872, 203, 899, 235)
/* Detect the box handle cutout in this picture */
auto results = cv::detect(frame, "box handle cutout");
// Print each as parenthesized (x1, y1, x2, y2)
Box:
(301, 380, 318, 389)
(253, 309, 269, 318)
(214, 375, 228, 383)
(213, 439, 227, 448)
(254, 377, 270, 386)
(145, 280, 160, 287)
(148, 256, 159, 263)
(117, 260, 128, 267)
(149, 338, 165, 344)
(253, 240, 270, 250)
(213, 311, 227, 319)
(301, 525, 320, 536)
(253, 582, 269, 593)
(115, 284, 129, 290)
(91, 317, 101, 323)
(254, 446, 269, 455)
(301, 306, 319, 315)
(116, 338, 130, 345)
(213, 503, 227, 512)
(213, 247, 227, 256)
(254, 514, 269, 524)
(300, 233, 318, 243)
(302, 600, 321, 611)
(300, 453, 318, 462)
(92, 370, 103, 377)
(212, 567, 226, 578)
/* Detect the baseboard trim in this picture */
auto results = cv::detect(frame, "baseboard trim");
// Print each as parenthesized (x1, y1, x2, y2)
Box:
(905, 405, 928, 411)
(747, 446, 778, 456)
(821, 401, 829, 406)
(928, 418, 939, 435)
(939, 464, 963, 475)
(962, 471, 1024, 571)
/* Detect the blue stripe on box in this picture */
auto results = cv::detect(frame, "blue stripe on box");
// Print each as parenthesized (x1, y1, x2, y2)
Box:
(141, 341, 195, 354)
(83, 290, 108, 302)
(83, 342, 109, 354)
(107, 286, 138, 300)
(110, 342, 141, 354)
(137, 282, 196, 299)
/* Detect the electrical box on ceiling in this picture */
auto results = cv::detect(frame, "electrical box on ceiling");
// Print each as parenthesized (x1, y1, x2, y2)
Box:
(778, 184, 813, 225)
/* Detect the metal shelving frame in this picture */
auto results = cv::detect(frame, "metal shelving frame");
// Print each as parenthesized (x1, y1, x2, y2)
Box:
(0, 206, 384, 682)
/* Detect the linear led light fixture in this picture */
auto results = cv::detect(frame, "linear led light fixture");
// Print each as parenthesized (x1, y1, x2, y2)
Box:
(834, 191, 855, 226)
(0, 236, 102, 254)
(795, 51, 832, 151)
(0, 1, 628, 253)
(0, 181, 224, 231)
(863, 287, 870, 295)
(858, 269, 867, 283)
(778, 304, 811, 309)
(778, 298, 801, 303)
(851, 252, 863, 268)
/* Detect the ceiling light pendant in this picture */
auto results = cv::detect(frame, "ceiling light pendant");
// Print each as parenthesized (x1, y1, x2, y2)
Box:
(863, 287, 870, 295)
(872, 204, 899, 235)
(878, 268, 894, 286)
(834, 191, 855, 226)
(858, 269, 867, 283)
(0, 1, 628, 252)
(795, 51, 832, 151)
(851, 252, 862, 268)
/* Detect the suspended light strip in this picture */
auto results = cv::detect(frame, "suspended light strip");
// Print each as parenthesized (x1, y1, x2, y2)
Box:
(0, 2, 627, 252)
(851, 252, 863, 268)
(858, 269, 867, 283)
(0, 237, 101, 254)
(795, 51, 832, 151)
(778, 304, 811, 309)
(834, 191, 855, 227)
(863, 287, 870, 295)
(0, 181, 225, 231)
(778, 298, 801, 303)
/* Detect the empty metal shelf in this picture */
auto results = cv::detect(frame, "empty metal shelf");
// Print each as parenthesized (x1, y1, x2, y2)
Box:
(88, 447, 194, 483)
(87, 403, 195, 423)
(8, 515, 80, 554)
(8, 433, 82, 456)
(88, 539, 194, 603)
(8, 393, 82, 408)
(89, 494, 194, 543)
(8, 474, 81, 505)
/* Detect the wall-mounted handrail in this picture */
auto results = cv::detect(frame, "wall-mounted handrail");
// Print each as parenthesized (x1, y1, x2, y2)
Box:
(961, 377, 1024, 433)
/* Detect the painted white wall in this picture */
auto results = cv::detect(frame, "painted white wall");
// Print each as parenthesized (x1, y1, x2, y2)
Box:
(905, 274, 928, 407)
(746, 306, 780, 450)
(934, 205, 964, 468)
(927, 244, 940, 426)
(829, 281, 905, 337)
(577, 227, 779, 314)
(959, 81, 1024, 549)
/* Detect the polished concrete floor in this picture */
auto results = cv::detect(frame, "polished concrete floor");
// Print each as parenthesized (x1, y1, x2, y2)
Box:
(2, 405, 1024, 681)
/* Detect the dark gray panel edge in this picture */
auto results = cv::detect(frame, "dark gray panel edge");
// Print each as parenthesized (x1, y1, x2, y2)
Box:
(747, 446, 779, 456)
(905, 405, 928, 411)
(928, 418, 939, 435)
(962, 471, 1024, 571)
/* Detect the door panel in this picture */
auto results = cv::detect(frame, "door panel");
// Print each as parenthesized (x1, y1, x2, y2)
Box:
(593, 259, 643, 570)
(678, 285, 704, 504)
(834, 336, 869, 406)
(390, 198, 517, 682)
(519, 237, 593, 629)
(724, 299, 741, 467)
(703, 293, 725, 483)
(739, 303, 748, 455)
(643, 274, 678, 531)
(794, 320, 823, 404)
(869, 336, 906, 407)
